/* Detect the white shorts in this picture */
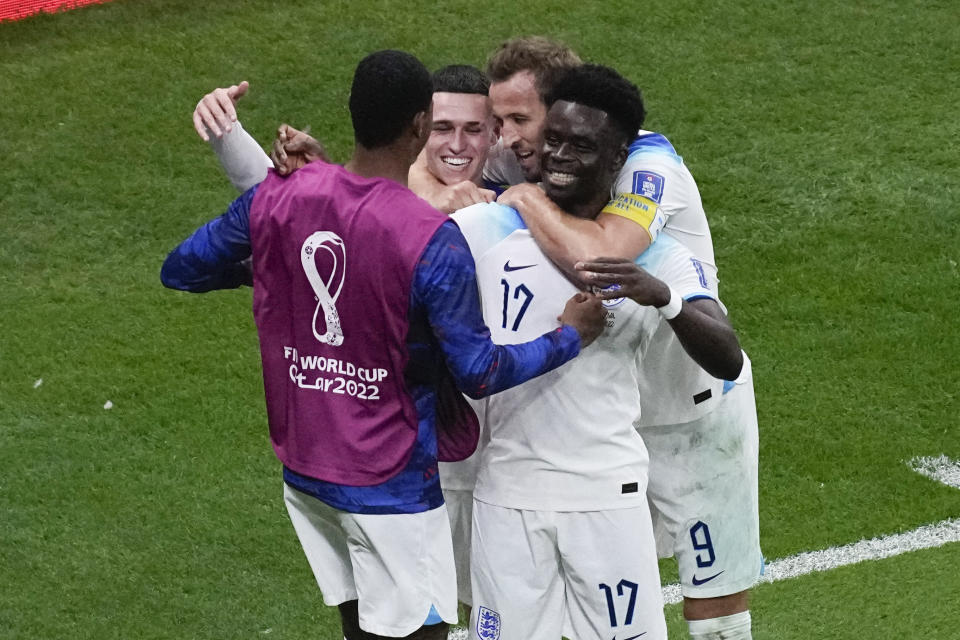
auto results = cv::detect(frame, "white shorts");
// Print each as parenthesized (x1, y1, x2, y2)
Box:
(642, 364, 762, 599)
(283, 483, 459, 637)
(443, 488, 474, 607)
(470, 499, 666, 640)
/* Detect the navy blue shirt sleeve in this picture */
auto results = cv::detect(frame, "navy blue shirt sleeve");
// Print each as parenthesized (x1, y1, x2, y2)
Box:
(160, 185, 258, 292)
(412, 221, 581, 399)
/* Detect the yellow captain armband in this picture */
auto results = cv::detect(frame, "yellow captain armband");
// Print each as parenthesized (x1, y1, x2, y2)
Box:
(600, 193, 660, 239)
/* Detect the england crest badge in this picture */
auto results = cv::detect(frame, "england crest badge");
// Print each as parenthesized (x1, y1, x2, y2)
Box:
(476, 606, 501, 640)
(598, 283, 625, 309)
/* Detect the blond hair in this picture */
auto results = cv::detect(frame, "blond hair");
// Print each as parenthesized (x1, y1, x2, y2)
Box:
(485, 36, 582, 99)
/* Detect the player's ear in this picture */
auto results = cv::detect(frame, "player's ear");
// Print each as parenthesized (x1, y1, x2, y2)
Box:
(412, 109, 431, 142)
(612, 142, 629, 173)
(486, 100, 500, 146)
(410, 109, 431, 157)
(488, 116, 501, 147)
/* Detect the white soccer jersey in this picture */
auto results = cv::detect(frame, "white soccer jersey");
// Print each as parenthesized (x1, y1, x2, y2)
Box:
(634, 256, 730, 427)
(614, 132, 729, 425)
(635, 324, 729, 427)
(610, 130, 716, 271)
(452, 202, 714, 512)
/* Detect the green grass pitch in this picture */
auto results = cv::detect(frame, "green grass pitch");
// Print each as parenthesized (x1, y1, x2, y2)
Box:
(1, 1, 958, 638)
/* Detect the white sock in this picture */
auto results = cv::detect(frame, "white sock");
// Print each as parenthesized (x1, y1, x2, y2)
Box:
(687, 611, 752, 640)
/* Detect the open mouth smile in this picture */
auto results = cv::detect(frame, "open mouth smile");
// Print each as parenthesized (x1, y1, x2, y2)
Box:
(442, 156, 472, 168)
(545, 170, 576, 186)
(515, 149, 535, 163)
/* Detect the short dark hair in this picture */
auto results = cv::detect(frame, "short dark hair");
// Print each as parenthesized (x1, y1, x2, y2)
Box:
(432, 64, 489, 96)
(485, 36, 582, 100)
(546, 64, 646, 144)
(349, 50, 433, 149)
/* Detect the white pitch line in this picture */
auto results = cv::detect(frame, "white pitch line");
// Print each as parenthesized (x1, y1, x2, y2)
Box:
(909, 455, 960, 490)
(662, 456, 960, 605)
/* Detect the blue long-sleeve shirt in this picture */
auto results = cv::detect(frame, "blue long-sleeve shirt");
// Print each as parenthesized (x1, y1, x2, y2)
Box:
(162, 185, 581, 513)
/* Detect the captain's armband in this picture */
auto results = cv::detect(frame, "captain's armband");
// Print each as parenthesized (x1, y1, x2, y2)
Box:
(600, 193, 666, 241)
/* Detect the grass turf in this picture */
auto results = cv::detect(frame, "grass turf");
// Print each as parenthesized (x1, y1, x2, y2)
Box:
(1, 0, 958, 638)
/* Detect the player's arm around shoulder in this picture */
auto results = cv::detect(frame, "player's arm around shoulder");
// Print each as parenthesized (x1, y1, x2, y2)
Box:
(497, 183, 653, 283)
(579, 147, 702, 264)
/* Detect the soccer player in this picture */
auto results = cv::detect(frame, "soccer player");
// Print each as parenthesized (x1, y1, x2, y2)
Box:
(161, 50, 605, 640)
(579, 255, 760, 640)
(418, 65, 501, 211)
(192, 64, 500, 214)
(414, 63, 500, 624)
(406, 37, 582, 212)
(188, 45, 760, 639)
(476, 37, 762, 640)
(190, 64, 503, 622)
(453, 64, 743, 640)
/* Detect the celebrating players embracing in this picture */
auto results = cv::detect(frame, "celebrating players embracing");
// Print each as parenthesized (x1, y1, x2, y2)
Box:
(162, 50, 605, 640)
(453, 64, 742, 640)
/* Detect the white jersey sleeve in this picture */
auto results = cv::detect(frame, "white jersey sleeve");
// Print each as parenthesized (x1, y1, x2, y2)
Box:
(609, 131, 717, 276)
(451, 201, 526, 261)
(207, 120, 273, 192)
(636, 234, 716, 302)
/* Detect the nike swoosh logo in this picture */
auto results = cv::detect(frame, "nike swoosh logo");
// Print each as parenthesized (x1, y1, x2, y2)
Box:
(691, 570, 725, 586)
(612, 633, 647, 640)
(504, 261, 536, 272)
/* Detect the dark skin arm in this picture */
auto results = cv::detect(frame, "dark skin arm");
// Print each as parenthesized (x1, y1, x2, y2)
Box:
(576, 257, 743, 380)
(498, 184, 651, 284)
(270, 124, 330, 173)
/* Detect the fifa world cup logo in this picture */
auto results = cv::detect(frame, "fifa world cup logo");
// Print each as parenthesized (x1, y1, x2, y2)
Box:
(301, 231, 346, 346)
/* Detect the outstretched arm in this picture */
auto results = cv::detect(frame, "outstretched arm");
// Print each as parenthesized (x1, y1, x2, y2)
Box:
(498, 184, 651, 281)
(576, 257, 742, 380)
(192, 81, 249, 141)
(192, 82, 273, 192)
(208, 122, 273, 192)
(160, 188, 257, 292)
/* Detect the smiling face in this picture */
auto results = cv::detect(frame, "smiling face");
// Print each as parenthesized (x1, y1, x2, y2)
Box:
(489, 70, 548, 182)
(540, 100, 627, 217)
(423, 91, 497, 186)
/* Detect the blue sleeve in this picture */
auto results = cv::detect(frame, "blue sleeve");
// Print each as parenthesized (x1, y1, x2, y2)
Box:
(482, 178, 510, 197)
(160, 186, 258, 292)
(413, 221, 581, 399)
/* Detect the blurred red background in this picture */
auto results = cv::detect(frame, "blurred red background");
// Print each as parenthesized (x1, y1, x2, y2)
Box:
(0, 0, 114, 22)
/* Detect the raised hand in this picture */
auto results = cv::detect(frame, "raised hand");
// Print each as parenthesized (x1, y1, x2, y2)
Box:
(192, 81, 249, 141)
